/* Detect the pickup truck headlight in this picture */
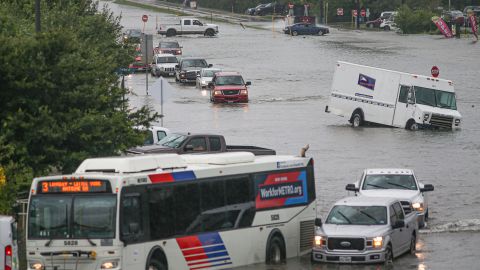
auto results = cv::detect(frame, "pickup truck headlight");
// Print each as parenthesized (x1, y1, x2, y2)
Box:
(314, 235, 326, 247)
(214, 90, 222, 95)
(101, 260, 119, 269)
(240, 90, 248, 95)
(30, 262, 44, 270)
(412, 202, 424, 212)
(373, 236, 383, 248)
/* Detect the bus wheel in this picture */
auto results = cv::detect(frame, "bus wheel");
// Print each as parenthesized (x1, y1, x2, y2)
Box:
(406, 120, 418, 131)
(148, 259, 167, 270)
(266, 235, 286, 265)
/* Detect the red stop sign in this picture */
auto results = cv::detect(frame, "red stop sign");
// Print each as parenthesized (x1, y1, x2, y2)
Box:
(142, 14, 148, 22)
(337, 8, 344, 16)
(361, 9, 366, 17)
(431, 66, 439, 77)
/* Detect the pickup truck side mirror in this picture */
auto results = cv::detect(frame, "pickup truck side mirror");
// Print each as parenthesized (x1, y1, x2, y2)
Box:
(185, 145, 194, 151)
(315, 218, 322, 227)
(197, 74, 201, 77)
(175, 65, 180, 69)
(345, 183, 359, 192)
(246, 81, 251, 86)
(208, 64, 213, 68)
(420, 184, 434, 192)
(392, 220, 405, 229)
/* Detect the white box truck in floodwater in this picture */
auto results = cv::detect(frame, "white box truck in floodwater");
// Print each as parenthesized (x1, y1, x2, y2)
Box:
(325, 61, 461, 130)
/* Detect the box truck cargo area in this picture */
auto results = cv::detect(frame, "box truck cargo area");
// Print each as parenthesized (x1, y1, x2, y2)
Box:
(325, 61, 461, 130)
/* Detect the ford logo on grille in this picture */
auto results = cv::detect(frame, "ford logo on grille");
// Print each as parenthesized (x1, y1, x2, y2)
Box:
(340, 241, 351, 247)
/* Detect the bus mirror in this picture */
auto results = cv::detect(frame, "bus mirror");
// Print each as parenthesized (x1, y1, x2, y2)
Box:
(129, 222, 140, 234)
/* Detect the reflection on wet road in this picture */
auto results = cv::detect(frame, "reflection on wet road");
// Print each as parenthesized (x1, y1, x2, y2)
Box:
(104, 1, 480, 268)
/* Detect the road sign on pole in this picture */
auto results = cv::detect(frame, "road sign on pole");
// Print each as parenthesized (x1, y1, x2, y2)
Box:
(142, 14, 148, 22)
(431, 66, 440, 78)
(337, 8, 344, 16)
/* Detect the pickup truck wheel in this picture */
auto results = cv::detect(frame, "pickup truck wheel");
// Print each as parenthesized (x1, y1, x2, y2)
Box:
(425, 209, 429, 221)
(384, 244, 393, 265)
(406, 120, 419, 131)
(205, 29, 215, 36)
(409, 234, 416, 255)
(266, 235, 286, 265)
(384, 25, 391, 31)
(166, 29, 176, 37)
(292, 30, 298, 36)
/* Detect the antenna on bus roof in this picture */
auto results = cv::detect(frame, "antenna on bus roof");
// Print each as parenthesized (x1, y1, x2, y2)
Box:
(300, 144, 309, 157)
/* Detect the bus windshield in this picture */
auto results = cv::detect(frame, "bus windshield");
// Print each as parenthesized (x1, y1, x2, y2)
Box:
(414, 86, 457, 110)
(28, 195, 116, 239)
(326, 205, 387, 225)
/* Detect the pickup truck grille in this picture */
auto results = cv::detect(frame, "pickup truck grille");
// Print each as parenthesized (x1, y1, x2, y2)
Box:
(186, 71, 199, 80)
(430, 114, 453, 129)
(222, 90, 240, 95)
(327, 237, 364, 251)
(164, 67, 175, 72)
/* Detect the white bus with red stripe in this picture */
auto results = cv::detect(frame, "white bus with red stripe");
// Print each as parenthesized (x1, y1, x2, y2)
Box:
(26, 152, 317, 270)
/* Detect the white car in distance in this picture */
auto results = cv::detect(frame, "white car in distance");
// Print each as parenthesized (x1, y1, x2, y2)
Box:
(151, 54, 178, 77)
(346, 168, 434, 228)
(196, 68, 221, 88)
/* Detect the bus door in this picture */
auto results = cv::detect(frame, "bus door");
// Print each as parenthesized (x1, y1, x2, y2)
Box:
(393, 85, 416, 127)
(120, 193, 146, 269)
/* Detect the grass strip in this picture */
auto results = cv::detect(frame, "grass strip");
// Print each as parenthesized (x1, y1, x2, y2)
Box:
(114, 0, 188, 16)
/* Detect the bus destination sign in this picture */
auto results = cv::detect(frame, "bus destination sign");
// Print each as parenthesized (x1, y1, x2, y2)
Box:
(38, 180, 111, 193)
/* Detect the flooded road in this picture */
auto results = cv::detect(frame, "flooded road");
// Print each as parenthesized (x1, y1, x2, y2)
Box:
(104, 1, 480, 269)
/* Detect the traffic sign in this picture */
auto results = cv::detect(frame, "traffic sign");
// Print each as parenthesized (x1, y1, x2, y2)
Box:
(361, 9, 366, 17)
(337, 8, 344, 16)
(431, 66, 440, 78)
(352, 10, 358, 17)
(142, 14, 148, 22)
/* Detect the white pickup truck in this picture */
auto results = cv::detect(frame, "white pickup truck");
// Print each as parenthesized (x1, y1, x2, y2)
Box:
(157, 18, 219, 37)
(346, 168, 434, 228)
(312, 196, 417, 264)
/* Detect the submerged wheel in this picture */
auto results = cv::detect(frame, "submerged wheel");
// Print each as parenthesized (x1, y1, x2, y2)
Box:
(205, 29, 215, 36)
(166, 29, 176, 37)
(384, 244, 393, 265)
(406, 120, 419, 131)
(292, 30, 298, 36)
(351, 111, 363, 128)
(147, 259, 166, 270)
(266, 235, 286, 265)
(384, 25, 391, 31)
(410, 234, 416, 255)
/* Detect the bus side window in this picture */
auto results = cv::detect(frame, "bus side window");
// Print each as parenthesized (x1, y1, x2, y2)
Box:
(149, 187, 175, 239)
(121, 196, 142, 237)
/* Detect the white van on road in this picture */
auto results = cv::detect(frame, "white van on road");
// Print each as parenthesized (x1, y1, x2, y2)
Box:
(325, 61, 462, 130)
(0, 215, 18, 270)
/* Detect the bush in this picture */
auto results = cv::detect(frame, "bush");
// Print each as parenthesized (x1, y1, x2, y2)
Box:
(396, 5, 436, 34)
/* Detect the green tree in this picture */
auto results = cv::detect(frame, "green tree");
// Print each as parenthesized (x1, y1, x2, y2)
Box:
(0, 0, 158, 213)
(395, 4, 436, 33)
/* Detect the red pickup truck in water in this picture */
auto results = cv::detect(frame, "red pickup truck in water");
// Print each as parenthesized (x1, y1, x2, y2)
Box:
(209, 72, 251, 103)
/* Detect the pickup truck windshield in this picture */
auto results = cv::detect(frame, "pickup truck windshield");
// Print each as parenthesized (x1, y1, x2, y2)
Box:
(362, 175, 417, 190)
(28, 195, 116, 239)
(414, 86, 457, 110)
(182, 59, 208, 68)
(215, 76, 245, 86)
(326, 205, 387, 225)
(159, 42, 179, 48)
(157, 56, 178, 63)
(158, 133, 187, 148)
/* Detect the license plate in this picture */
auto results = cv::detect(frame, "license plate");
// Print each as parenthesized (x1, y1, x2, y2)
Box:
(169, 72, 174, 76)
(339, 256, 351, 263)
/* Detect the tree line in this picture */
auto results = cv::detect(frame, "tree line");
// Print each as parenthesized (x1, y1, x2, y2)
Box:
(0, 0, 158, 214)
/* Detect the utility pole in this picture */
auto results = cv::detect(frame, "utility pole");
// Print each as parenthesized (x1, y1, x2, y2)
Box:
(35, 0, 41, 32)
(355, 0, 360, 29)
(319, 0, 323, 24)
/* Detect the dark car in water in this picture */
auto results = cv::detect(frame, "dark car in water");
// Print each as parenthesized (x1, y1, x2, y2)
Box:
(254, 2, 285, 16)
(284, 23, 329, 36)
(123, 29, 142, 44)
(175, 57, 212, 84)
(154, 41, 182, 55)
(246, 4, 266, 15)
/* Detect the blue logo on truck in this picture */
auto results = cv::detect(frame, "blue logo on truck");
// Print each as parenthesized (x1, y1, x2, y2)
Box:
(358, 74, 376, 90)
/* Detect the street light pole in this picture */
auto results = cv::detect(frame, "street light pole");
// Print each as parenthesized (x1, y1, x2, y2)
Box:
(35, 0, 41, 32)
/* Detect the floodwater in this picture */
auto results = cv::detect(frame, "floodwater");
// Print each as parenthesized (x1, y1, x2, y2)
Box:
(103, 1, 480, 269)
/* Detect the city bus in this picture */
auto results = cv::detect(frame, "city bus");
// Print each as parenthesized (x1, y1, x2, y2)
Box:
(26, 152, 316, 270)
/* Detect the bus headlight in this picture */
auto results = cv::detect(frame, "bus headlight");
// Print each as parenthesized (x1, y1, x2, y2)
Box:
(30, 262, 44, 270)
(412, 202, 424, 212)
(101, 260, 119, 269)
(373, 236, 383, 248)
